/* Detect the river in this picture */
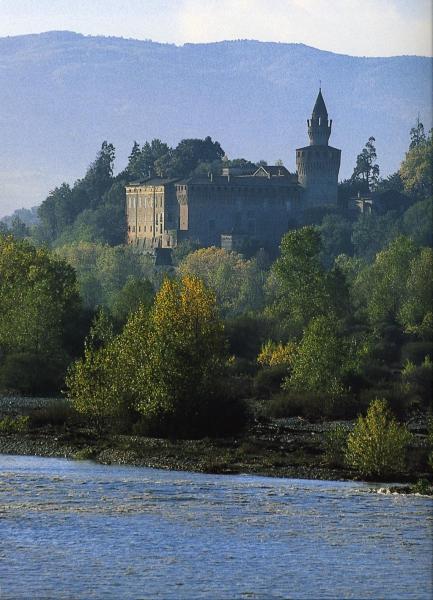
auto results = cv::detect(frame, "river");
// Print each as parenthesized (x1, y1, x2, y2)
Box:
(0, 454, 431, 599)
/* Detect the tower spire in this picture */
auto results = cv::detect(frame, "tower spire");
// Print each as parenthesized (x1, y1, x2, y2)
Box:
(308, 88, 331, 145)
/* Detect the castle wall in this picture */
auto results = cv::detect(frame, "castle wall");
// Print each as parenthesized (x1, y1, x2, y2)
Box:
(126, 176, 301, 252)
(176, 180, 299, 248)
(296, 146, 341, 206)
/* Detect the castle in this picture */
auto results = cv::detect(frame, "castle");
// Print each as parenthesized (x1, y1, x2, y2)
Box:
(126, 90, 341, 253)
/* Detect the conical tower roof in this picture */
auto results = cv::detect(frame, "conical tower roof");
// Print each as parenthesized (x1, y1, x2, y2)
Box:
(312, 89, 328, 118)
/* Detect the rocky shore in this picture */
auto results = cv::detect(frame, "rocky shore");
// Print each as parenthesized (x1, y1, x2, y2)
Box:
(0, 396, 431, 486)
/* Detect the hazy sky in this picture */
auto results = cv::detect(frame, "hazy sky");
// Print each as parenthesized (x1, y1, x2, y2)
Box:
(0, 0, 431, 56)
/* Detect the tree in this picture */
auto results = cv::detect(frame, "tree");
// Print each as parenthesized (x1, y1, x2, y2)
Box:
(398, 247, 433, 338)
(284, 315, 368, 398)
(402, 198, 433, 247)
(409, 117, 426, 150)
(66, 309, 128, 426)
(351, 211, 402, 262)
(135, 276, 227, 426)
(67, 276, 235, 437)
(0, 236, 81, 356)
(400, 129, 432, 200)
(127, 139, 171, 180)
(318, 215, 353, 268)
(353, 236, 418, 325)
(346, 399, 411, 477)
(269, 227, 334, 333)
(0, 236, 83, 393)
(351, 137, 380, 190)
(56, 242, 154, 310)
(110, 276, 154, 325)
(155, 137, 224, 178)
(179, 247, 264, 317)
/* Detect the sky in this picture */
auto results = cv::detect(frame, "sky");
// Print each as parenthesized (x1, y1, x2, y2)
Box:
(0, 0, 431, 57)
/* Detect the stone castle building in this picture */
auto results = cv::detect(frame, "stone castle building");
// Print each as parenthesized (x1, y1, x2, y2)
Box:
(126, 90, 341, 252)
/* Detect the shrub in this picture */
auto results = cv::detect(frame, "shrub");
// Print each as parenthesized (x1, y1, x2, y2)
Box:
(28, 399, 78, 428)
(358, 385, 409, 418)
(254, 364, 288, 398)
(265, 391, 361, 421)
(225, 315, 271, 360)
(0, 352, 67, 396)
(401, 341, 433, 366)
(324, 424, 351, 467)
(0, 415, 29, 433)
(346, 398, 412, 478)
(257, 340, 297, 367)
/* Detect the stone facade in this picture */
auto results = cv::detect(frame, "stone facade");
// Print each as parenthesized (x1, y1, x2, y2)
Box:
(126, 90, 341, 251)
(126, 166, 300, 250)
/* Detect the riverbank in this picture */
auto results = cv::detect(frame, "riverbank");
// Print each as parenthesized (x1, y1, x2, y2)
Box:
(0, 396, 431, 485)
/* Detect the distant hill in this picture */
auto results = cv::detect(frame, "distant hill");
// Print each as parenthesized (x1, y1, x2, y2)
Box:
(0, 31, 431, 217)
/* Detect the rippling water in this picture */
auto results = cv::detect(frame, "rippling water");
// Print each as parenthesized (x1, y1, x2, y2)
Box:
(0, 455, 432, 599)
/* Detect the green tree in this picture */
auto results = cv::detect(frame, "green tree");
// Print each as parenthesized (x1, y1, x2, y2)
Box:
(56, 242, 154, 310)
(346, 399, 411, 477)
(110, 276, 154, 325)
(156, 137, 224, 178)
(409, 117, 426, 150)
(402, 198, 433, 247)
(66, 309, 128, 426)
(400, 130, 432, 200)
(398, 247, 433, 338)
(353, 236, 417, 325)
(351, 137, 380, 191)
(269, 227, 335, 333)
(179, 246, 264, 317)
(318, 215, 353, 268)
(351, 211, 402, 262)
(284, 315, 367, 398)
(0, 236, 81, 357)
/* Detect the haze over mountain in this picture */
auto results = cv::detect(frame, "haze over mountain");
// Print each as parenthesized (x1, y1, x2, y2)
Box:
(0, 31, 431, 217)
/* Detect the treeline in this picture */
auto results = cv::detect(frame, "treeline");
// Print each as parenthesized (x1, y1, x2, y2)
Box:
(0, 136, 231, 248)
(0, 122, 431, 443)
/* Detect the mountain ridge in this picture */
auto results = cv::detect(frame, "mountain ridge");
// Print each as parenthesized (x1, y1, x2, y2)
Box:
(0, 31, 431, 216)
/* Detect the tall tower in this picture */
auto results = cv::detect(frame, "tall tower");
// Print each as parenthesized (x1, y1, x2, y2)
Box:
(296, 89, 341, 207)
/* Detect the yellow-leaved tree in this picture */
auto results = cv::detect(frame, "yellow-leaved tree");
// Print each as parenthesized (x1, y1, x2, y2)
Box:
(67, 276, 243, 437)
(134, 276, 228, 436)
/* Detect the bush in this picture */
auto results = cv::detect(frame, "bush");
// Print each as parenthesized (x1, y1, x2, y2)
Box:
(225, 316, 271, 360)
(358, 385, 409, 418)
(401, 341, 433, 365)
(346, 398, 412, 478)
(0, 353, 67, 396)
(265, 391, 362, 420)
(324, 424, 351, 467)
(0, 415, 29, 433)
(133, 389, 249, 439)
(254, 364, 288, 398)
(28, 399, 78, 429)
